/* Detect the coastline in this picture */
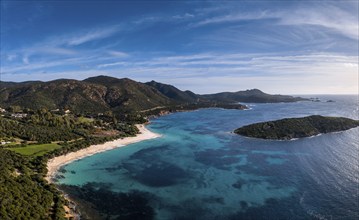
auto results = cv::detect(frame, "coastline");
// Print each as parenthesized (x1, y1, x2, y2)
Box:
(46, 124, 161, 183)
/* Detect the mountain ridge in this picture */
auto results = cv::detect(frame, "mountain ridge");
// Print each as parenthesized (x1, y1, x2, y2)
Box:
(202, 88, 305, 103)
(0, 76, 307, 114)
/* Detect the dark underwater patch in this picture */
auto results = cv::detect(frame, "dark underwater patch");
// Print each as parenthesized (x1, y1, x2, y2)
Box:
(134, 162, 188, 187)
(194, 148, 241, 170)
(225, 196, 311, 220)
(80, 181, 113, 189)
(240, 201, 248, 209)
(164, 198, 213, 220)
(54, 174, 65, 179)
(232, 180, 245, 189)
(130, 145, 170, 160)
(234, 152, 298, 189)
(119, 145, 191, 187)
(104, 165, 123, 173)
(202, 196, 225, 205)
(58, 167, 67, 173)
(60, 183, 155, 220)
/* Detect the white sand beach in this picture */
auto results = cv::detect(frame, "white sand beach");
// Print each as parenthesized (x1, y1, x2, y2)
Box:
(46, 124, 161, 182)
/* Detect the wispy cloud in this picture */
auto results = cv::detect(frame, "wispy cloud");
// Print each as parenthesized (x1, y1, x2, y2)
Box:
(22, 55, 29, 64)
(133, 16, 159, 25)
(193, 11, 270, 27)
(6, 54, 17, 61)
(29, 47, 78, 56)
(2, 25, 123, 70)
(3, 51, 357, 94)
(193, 4, 358, 40)
(66, 25, 121, 46)
(96, 51, 130, 68)
(107, 50, 129, 58)
(96, 52, 358, 74)
(22, 25, 122, 52)
(172, 13, 194, 20)
(133, 12, 197, 27)
(1, 56, 112, 73)
(2, 52, 357, 94)
(279, 5, 358, 40)
(97, 61, 128, 68)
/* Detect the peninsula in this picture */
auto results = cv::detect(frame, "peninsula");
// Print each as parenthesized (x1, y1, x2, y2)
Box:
(234, 115, 359, 140)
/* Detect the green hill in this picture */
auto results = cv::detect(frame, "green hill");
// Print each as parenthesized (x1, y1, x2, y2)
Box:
(145, 80, 199, 103)
(84, 76, 171, 112)
(234, 115, 359, 140)
(1, 76, 171, 114)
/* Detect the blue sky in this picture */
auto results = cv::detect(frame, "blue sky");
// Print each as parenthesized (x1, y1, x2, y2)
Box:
(0, 0, 358, 94)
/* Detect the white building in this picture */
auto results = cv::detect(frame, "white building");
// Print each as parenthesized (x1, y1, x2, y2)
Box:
(11, 113, 28, 118)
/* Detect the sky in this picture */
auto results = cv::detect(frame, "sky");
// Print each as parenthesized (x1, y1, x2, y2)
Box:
(0, 0, 358, 94)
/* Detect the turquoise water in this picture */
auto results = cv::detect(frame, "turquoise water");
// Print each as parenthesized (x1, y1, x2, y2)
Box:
(57, 95, 359, 219)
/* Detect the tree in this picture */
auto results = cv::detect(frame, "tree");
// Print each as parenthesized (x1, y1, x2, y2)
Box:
(7, 105, 22, 113)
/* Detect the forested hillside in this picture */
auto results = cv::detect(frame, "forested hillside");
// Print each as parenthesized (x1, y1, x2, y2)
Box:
(0, 76, 306, 115)
(0, 108, 140, 219)
(0, 149, 65, 219)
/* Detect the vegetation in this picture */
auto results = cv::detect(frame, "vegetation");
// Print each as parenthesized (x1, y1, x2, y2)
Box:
(0, 149, 66, 219)
(7, 143, 62, 157)
(234, 115, 359, 140)
(145, 80, 198, 103)
(0, 76, 171, 114)
(0, 116, 80, 143)
(0, 76, 306, 116)
(0, 106, 141, 219)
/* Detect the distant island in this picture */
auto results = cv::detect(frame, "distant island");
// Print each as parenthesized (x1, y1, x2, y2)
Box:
(234, 115, 359, 140)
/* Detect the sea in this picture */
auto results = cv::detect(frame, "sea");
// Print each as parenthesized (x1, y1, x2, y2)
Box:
(56, 95, 359, 220)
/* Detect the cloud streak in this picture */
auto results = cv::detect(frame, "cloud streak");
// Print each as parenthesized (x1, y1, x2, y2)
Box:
(6, 54, 17, 61)
(193, 3, 358, 40)
(193, 11, 270, 27)
(107, 50, 129, 58)
(66, 26, 121, 46)
(1, 25, 123, 71)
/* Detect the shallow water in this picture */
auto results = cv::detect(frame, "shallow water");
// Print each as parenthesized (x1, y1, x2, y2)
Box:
(58, 95, 359, 220)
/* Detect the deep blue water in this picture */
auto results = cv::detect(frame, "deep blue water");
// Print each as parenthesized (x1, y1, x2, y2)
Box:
(58, 95, 359, 220)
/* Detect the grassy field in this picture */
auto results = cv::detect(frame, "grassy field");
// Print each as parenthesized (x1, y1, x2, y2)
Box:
(7, 143, 62, 157)
(77, 116, 94, 124)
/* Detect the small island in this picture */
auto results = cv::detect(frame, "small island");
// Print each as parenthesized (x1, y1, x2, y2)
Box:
(234, 115, 359, 140)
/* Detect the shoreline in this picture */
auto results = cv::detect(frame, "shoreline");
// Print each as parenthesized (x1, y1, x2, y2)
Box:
(46, 124, 161, 183)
